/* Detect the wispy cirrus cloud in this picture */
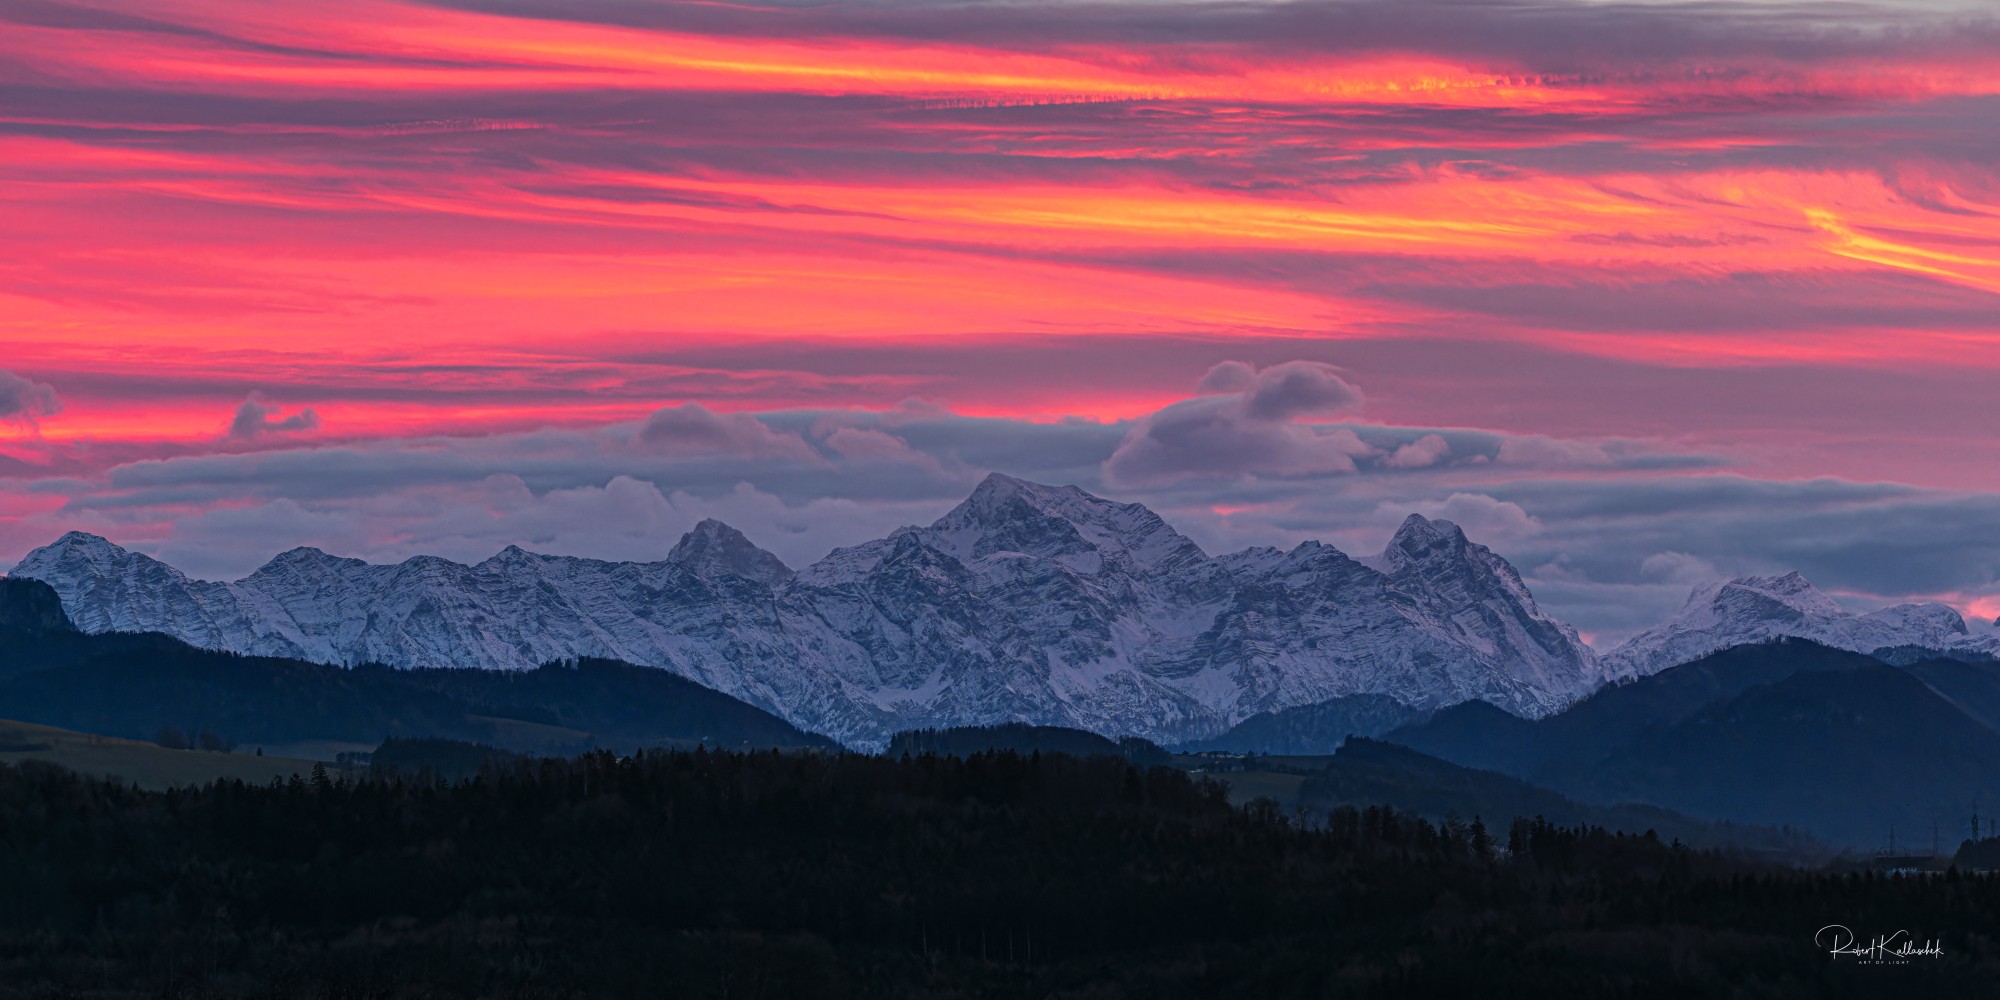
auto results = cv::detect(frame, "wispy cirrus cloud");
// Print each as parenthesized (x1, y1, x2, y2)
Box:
(2, 0, 1998, 646)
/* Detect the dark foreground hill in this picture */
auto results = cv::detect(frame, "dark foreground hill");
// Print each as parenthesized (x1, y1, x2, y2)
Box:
(0, 578, 837, 754)
(1301, 738, 1824, 860)
(1389, 638, 2000, 847)
(880, 724, 1811, 856)
(3, 749, 1997, 999)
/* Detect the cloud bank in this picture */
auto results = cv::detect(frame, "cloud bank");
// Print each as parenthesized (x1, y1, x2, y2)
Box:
(7, 361, 2000, 649)
(1104, 361, 1373, 486)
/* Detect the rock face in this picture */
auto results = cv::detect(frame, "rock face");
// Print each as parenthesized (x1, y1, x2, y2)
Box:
(0, 578, 77, 636)
(1601, 572, 1978, 678)
(10, 474, 1604, 748)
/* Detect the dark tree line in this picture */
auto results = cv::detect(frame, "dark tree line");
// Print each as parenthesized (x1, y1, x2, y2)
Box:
(1, 749, 1995, 999)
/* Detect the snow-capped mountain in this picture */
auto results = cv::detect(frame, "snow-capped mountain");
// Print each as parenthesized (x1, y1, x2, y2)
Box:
(1600, 571, 1978, 678)
(12, 474, 1606, 748)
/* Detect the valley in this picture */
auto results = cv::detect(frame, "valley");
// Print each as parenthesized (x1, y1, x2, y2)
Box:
(0, 717, 327, 791)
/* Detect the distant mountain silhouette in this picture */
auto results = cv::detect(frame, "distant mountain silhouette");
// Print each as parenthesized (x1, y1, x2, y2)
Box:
(1387, 638, 2000, 847)
(1378, 698, 1539, 775)
(0, 578, 837, 754)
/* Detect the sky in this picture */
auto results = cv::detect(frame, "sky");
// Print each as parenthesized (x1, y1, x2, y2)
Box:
(2, 0, 1999, 648)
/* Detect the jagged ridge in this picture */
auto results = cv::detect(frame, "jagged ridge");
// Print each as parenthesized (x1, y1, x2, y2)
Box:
(13, 474, 1607, 749)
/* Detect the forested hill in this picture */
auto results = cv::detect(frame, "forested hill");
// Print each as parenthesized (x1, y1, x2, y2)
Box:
(3, 748, 1996, 998)
(1386, 638, 2000, 848)
(885, 722, 1174, 764)
(0, 578, 837, 754)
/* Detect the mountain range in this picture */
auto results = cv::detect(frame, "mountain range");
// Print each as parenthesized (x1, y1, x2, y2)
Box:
(8, 474, 1608, 748)
(10, 546, 1999, 850)
(8, 473, 1997, 749)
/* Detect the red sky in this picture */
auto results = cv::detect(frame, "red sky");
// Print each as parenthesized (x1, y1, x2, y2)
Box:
(3, 0, 2000, 640)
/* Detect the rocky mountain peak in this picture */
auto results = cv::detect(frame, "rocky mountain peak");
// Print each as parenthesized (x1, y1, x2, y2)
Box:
(1378, 514, 1531, 596)
(1698, 572, 1843, 618)
(1604, 569, 1977, 679)
(668, 519, 793, 584)
(12, 531, 182, 583)
(247, 546, 369, 577)
(939, 474, 1097, 532)
(927, 472, 1206, 573)
(476, 545, 549, 569)
(53, 530, 119, 551)
(1865, 601, 1968, 636)
(1380, 514, 1469, 572)
(31, 531, 132, 566)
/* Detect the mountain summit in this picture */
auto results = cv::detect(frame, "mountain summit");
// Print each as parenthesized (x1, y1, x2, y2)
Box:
(1601, 571, 1975, 678)
(668, 519, 794, 584)
(17, 477, 1607, 747)
(924, 473, 1209, 575)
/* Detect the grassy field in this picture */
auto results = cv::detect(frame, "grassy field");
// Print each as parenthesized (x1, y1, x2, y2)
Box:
(0, 718, 330, 790)
(1175, 753, 1332, 807)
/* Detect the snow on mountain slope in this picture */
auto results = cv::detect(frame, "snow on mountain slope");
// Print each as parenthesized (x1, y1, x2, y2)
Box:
(1600, 571, 1975, 678)
(11, 474, 1605, 748)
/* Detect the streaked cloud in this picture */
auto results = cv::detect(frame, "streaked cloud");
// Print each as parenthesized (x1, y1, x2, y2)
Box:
(0, 0, 1995, 647)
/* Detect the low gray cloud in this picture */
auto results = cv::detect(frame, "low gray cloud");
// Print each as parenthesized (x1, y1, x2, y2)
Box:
(0, 371, 62, 423)
(1103, 361, 1374, 487)
(228, 394, 319, 438)
(9, 395, 2000, 649)
(637, 403, 820, 460)
(1639, 551, 1722, 586)
(1383, 433, 1450, 469)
